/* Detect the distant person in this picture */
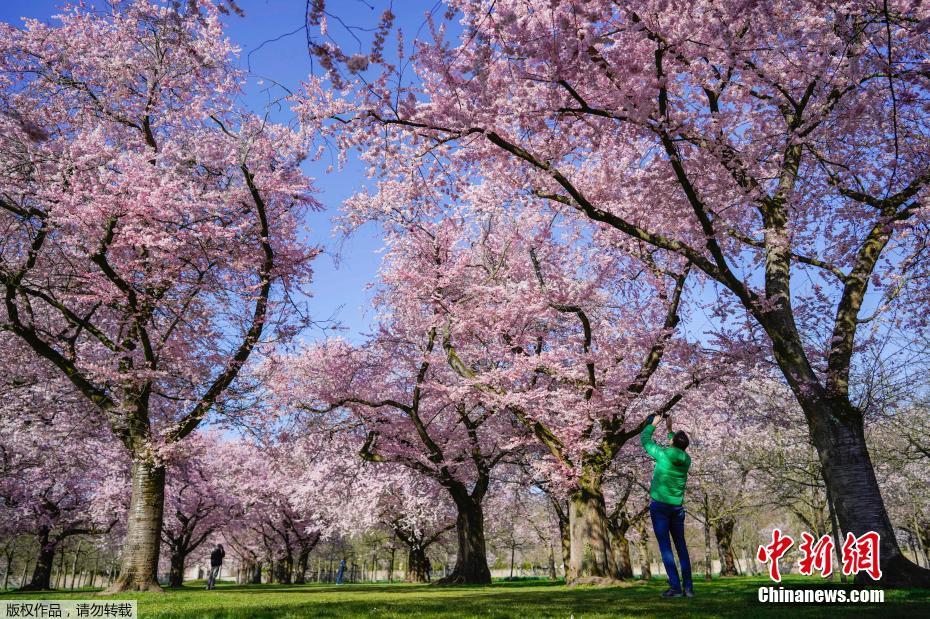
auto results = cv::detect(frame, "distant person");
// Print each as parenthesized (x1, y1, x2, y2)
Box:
(207, 543, 225, 590)
(336, 558, 347, 585)
(424, 556, 432, 582)
(641, 412, 693, 598)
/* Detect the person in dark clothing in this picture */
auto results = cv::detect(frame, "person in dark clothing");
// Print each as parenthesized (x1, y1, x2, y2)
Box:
(335, 558, 347, 584)
(641, 413, 693, 598)
(207, 543, 225, 590)
(424, 556, 432, 582)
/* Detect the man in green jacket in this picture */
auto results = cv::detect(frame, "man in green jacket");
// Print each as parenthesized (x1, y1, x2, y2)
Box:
(641, 412, 693, 598)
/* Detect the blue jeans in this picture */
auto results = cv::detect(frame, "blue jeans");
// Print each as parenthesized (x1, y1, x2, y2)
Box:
(207, 565, 220, 589)
(649, 499, 692, 593)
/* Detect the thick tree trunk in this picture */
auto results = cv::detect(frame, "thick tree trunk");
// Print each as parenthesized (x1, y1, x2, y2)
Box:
(438, 494, 491, 584)
(405, 546, 428, 583)
(167, 551, 186, 588)
(21, 528, 57, 591)
(767, 310, 930, 589)
(294, 549, 310, 584)
(251, 562, 262, 584)
(802, 395, 930, 586)
(567, 473, 617, 584)
(104, 458, 166, 593)
(612, 529, 634, 580)
(276, 554, 293, 584)
(713, 517, 738, 577)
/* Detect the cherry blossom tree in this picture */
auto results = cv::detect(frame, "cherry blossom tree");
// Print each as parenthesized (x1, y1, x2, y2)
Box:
(0, 1, 317, 591)
(160, 432, 243, 588)
(269, 219, 525, 584)
(290, 443, 457, 583)
(331, 202, 720, 583)
(429, 213, 705, 584)
(483, 480, 553, 580)
(0, 337, 127, 591)
(273, 341, 511, 584)
(688, 408, 762, 579)
(300, 0, 930, 586)
(603, 461, 653, 580)
(221, 440, 323, 585)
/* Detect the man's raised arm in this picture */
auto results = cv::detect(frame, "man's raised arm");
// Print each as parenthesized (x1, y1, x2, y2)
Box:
(641, 415, 662, 459)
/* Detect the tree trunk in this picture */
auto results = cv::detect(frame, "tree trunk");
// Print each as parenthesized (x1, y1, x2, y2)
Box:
(509, 544, 515, 579)
(276, 553, 293, 584)
(566, 473, 617, 584)
(826, 482, 847, 583)
(713, 517, 738, 576)
(405, 546, 428, 583)
(295, 549, 310, 584)
(438, 494, 491, 584)
(388, 547, 395, 583)
(3, 551, 11, 590)
(105, 457, 166, 593)
(167, 551, 186, 588)
(21, 528, 57, 591)
(803, 395, 930, 586)
(702, 495, 713, 581)
(743, 546, 757, 575)
(69, 541, 82, 590)
(20, 560, 29, 590)
(251, 562, 262, 584)
(557, 515, 570, 574)
(612, 529, 634, 579)
(913, 513, 929, 569)
(637, 520, 652, 580)
(56, 548, 66, 589)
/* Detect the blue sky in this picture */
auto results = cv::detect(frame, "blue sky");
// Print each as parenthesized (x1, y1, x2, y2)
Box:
(0, 0, 446, 343)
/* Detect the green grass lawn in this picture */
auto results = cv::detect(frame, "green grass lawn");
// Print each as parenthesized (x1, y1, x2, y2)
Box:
(2, 576, 928, 618)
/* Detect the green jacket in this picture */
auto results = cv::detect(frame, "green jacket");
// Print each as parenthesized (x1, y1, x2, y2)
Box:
(640, 424, 691, 506)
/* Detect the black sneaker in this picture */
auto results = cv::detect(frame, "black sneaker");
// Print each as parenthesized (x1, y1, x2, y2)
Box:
(661, 589, 684, 598)
(684, 589, 694, 598)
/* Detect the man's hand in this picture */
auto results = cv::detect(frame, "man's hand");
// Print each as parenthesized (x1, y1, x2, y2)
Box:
(645, 414, 657, 426)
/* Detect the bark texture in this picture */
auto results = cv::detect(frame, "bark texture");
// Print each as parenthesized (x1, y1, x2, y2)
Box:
(21, 528, 57, 591)
(405, 546, 428, 583)
(438, 494, 491, 584)
(714, 517, 738, 577)
(104, 458, 166, 593)
(566, 476, 619, 584)
(804, 395, 930, 586)
(167, 552, 186, 588)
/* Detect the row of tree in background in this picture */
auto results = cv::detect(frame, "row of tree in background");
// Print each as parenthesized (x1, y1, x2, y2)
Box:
(1, 0, 930, 594)
(2, 333, 928, 590)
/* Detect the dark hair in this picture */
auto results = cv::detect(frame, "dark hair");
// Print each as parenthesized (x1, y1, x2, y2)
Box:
(672, 430, 689, 450)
